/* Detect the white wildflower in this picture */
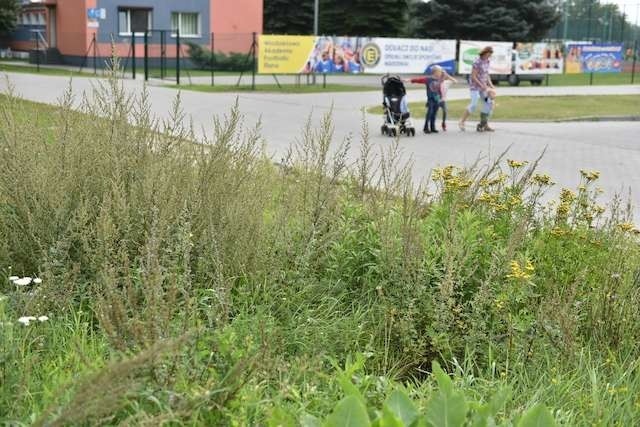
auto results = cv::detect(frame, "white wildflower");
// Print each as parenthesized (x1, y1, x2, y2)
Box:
(9, 276, 19, 281)
(18, 316, 36, 326)
(37, 315, 49, 322)
(33, 278, 42, 284)
(14, 277, 32, 286)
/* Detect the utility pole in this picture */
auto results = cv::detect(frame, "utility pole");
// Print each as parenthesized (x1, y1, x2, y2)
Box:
(563, 1, 570, 41)
(314, 0, 319, 36)
(586, 2, 592, 41)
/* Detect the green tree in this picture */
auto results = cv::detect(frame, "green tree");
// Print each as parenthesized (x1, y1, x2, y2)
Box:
(408, 0, 560, 41)
(320, 0, 409, 36)
(0, 0, 20, 35)
(264, 0, 314, 35)
(264, 0, 410, 37)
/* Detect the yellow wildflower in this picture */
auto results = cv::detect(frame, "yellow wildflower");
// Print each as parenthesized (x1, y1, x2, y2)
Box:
(507, 159, 528, 169)
(551, 227, 568, 237)
(617, 222, 635, 232)
(509, 194, 522, 207)
(560, 188, 576, 202)
(506, 259, 534, 280)
(580, 170, 601, 181)
(532, 173, 554, 186)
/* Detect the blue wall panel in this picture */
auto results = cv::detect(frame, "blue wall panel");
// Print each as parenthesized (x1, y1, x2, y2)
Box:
(95, 0, 210, 43)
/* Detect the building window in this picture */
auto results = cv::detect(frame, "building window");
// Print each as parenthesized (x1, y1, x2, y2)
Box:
(118, 8, 152, 35)
(37, 12, 45, 25)
(22, 13, 30, 25)
(171, 12, 200, 37)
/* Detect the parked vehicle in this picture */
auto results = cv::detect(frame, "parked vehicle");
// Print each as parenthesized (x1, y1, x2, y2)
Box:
(491, 50, 545, 86)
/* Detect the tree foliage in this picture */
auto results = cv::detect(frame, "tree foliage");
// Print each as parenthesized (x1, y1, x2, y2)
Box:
(264, 0, 315, 35)
(408, 0, 561, 41)
(0, 0, 20, 35)
(264, 0, 409, 36)
(319, 0, 409, 37)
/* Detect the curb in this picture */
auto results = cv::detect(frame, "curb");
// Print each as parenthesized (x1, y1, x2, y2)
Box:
(553, 116, 640, 122)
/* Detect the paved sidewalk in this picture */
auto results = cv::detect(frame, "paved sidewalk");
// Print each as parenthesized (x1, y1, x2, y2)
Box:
(2, 71, 640, 219)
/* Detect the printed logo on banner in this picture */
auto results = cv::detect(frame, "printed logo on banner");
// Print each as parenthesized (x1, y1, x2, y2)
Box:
(361, 43, 381, 68)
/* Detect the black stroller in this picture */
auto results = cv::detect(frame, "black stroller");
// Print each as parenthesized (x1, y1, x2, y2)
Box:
(381, 75, 416, 137)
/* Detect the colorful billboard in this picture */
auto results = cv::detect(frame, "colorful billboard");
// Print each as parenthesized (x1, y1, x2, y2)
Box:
(458, 41, 512, 74)
(565, 43, 624, 73)
(258, 35, 456, 74)
(514, 42, 564, 74)
(259, 35, 317, 74)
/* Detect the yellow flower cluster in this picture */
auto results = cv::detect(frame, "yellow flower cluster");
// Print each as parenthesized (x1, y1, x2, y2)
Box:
(616, 222, 640, 234)
(508, 194, 523, 208)
(532, 173, 554, 186)
(550, 227, 568, 237)
(580, 170, 601, 182)
(506, 259, 535, 280)
(507, 159, 528, 169)
(560, 189, 576, 202)
(557, 188, 576, 217)
(432, 165, 473, 191)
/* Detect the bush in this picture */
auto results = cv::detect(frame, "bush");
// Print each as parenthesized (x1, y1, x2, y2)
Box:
(1, 70, 640, 425)
(187, 42, 254, 72)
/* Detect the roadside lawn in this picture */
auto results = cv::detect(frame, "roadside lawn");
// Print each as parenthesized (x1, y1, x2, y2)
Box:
(368, 95, 640, 121)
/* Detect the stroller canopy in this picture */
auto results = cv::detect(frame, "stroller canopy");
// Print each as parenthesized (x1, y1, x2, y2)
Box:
(383, 76, 406, 98)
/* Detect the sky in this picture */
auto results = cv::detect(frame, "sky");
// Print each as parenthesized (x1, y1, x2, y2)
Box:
(600, 0, 640, 25)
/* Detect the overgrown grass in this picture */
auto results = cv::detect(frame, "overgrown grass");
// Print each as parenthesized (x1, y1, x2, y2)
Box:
(542, 72, 639, 86)
(0, 61, 84, 77)
(368, 95, 640, 121)
(1, 69, 640, 426)
(171, 83, 378, 93)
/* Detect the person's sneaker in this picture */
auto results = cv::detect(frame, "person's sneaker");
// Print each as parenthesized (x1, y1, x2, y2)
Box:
(423, 129, 431, 134)
(458, 121, 465, 132)
(431, 129, 439, 134)
(442, 122, 447, 131)
(484, 125, 495, 132)
(476, 124, 485, 132)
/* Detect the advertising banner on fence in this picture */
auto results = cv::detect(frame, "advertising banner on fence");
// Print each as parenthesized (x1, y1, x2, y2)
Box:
(565, 43, 624, 73)
(258, 35, 456, 74)
(458, 41, 512, 74)
(259, 35, 317, 74)
(514, 42, 564, 74)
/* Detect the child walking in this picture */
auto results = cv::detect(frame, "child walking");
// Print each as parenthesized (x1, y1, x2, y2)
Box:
(477, 88, 497, 132)
(407, 65, 457, 134)
(439, 79, 451, 131)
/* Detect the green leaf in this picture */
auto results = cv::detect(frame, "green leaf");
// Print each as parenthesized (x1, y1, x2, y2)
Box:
(268, 407, 297, 427)
(409, 417, 429, 427)
(384, 389, 419, 426)
(377, 406, 405, 427)
(324, 395, 371, 427)
(432, 361, 454, 397)
(517, 404, 556, 427)
(424, 390, 468, 427)
(302, 413, 322, 427)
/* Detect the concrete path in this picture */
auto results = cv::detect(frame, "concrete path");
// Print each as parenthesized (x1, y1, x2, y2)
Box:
(2, 71, 640, 219)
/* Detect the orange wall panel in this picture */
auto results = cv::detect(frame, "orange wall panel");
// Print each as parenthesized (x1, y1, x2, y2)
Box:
(211, 0, 263, 35)
(56, 0, 93, 56)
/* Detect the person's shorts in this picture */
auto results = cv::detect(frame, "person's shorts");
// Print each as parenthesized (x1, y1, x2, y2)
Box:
(466, 90, 481, 113)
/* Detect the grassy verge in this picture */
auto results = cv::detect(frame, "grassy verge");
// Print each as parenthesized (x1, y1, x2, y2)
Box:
(170, 83, 378, 93)
(2, 78, 640, 426)
(368, 95, 640, 121)
(542, 72, 639, 86)
(0, 62, 86, 77)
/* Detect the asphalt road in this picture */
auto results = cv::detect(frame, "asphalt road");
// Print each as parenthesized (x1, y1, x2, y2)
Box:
(2, 71, 640, 219)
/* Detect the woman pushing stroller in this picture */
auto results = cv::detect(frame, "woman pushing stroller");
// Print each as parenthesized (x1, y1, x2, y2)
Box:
(405, 65, 457, 134)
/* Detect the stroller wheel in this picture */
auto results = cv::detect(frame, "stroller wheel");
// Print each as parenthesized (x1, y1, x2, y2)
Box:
(381, 126, 387, 136)
(390, 128, 397, 137)
(410, 128, 416, 137)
